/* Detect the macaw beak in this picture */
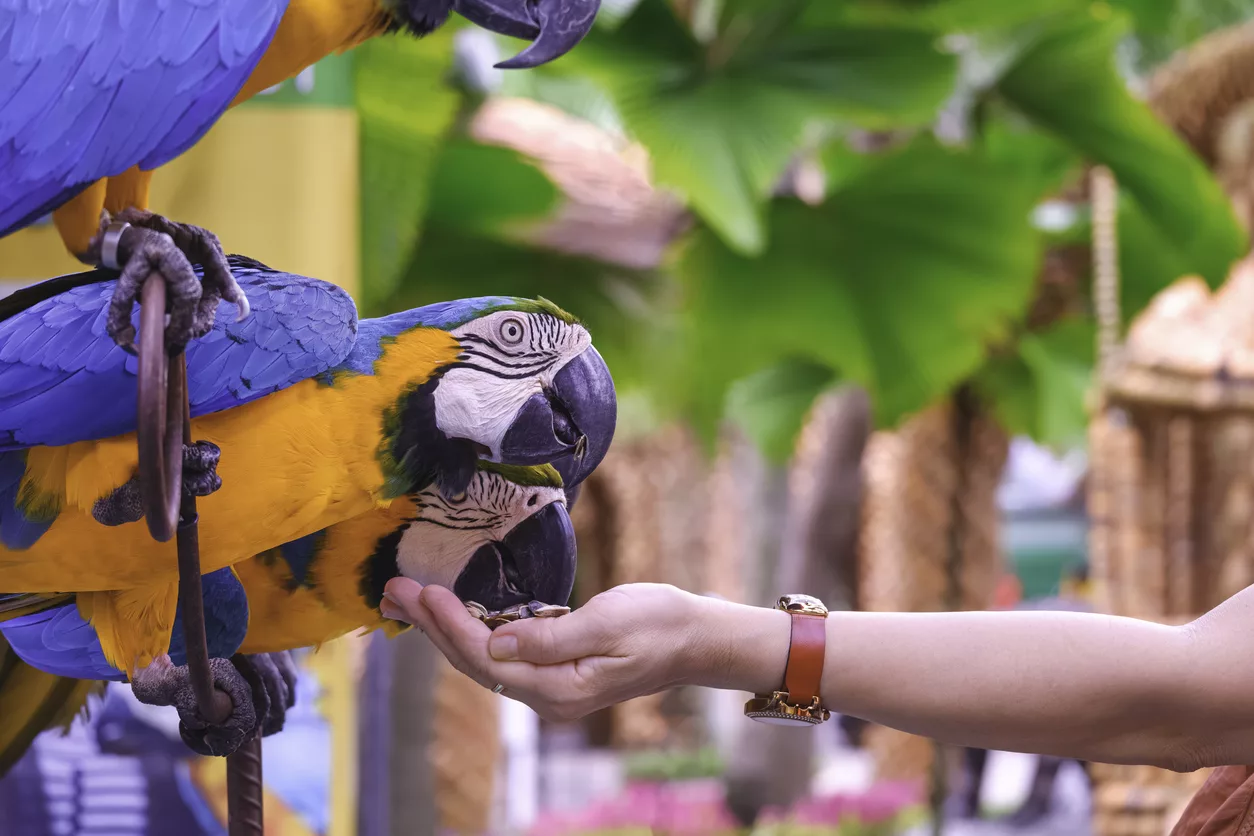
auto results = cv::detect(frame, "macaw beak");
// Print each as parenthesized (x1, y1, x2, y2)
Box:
(498, 345, 616, 487)
(564, 481, 582, 511)
(452, 0, 600, 69)
(453, 501, 577, 612)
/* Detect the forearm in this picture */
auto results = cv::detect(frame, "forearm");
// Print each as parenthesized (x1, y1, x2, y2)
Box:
(688, 596, 1254, 769)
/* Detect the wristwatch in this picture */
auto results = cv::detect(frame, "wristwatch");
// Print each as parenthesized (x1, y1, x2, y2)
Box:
(743, 594, 831, 726)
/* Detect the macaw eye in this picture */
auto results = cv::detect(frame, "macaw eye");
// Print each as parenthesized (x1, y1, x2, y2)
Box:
(499, 317, 525, 345)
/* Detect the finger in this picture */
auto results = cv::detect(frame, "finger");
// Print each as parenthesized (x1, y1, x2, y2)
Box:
(382, 577, 425, 624)
(417, 587, 571, 697)
(381, 581, 496, 690)
(416, 585, 601, 666)
(484, 608, 614, 666)
(420, 612, 493, 688)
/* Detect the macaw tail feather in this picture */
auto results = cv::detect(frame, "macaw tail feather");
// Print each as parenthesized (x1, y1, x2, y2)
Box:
(0, 634, 104, 777)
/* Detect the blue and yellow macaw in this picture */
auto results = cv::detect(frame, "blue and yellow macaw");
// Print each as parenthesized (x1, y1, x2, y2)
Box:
(0, 256, 614, 675)
(1, 0, 600, 349)
(0, 459, 576, 760)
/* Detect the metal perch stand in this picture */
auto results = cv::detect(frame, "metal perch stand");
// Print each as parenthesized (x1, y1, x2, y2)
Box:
(135, 275, 264, 835)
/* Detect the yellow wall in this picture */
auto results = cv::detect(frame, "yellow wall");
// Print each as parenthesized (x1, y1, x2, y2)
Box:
(0, 107, 359, 298)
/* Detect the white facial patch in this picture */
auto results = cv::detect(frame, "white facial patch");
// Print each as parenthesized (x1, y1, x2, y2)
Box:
(394, 469, 566, 586)
(434, 310, 592, 459)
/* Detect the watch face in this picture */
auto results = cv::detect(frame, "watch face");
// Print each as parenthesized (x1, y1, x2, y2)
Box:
(778, 594, 828, 617)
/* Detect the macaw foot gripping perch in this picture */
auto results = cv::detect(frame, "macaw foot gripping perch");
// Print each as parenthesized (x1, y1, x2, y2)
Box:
(131, 274, 264, 835)
(94, 208, 251, 354)
(133, 650, 299, 753)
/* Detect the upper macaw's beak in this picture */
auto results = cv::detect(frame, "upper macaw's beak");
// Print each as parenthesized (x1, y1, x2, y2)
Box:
(452, 0, 600, 69)
(499, 345, 616, 487)
(453, 502, 577, 612)
(563, 481, 582, 511)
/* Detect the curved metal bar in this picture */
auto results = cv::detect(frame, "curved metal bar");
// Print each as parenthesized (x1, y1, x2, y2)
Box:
(134, 274, 263, 834)
(136, 277, 182, 543)
(174, 353, 232, 726)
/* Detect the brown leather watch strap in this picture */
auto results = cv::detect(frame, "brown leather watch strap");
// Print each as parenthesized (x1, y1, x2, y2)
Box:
(783, 612, 826, 704)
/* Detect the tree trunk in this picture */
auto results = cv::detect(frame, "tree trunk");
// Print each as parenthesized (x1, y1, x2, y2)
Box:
(389, 630, 439, 836)
(358, 631, 395, 836)
(722, 387, 873, 824)
(432, 657, 501, 835)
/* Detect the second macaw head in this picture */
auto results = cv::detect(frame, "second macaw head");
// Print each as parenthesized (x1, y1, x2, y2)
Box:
(377, 297, 616, 502)
(386, 0, 601, 69)
(387, 462, 577, 613)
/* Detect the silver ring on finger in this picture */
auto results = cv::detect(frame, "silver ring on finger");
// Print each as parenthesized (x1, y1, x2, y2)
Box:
(491, 683, 505, 695)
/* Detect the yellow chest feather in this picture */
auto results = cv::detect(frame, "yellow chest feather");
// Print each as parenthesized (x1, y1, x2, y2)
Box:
(232, 0, 390, 104)
(0, 328, 461, 594)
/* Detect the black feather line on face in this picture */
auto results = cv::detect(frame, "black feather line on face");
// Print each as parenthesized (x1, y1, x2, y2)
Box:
(385, 0, 456, 36)
(360, 525, 408, 611)
(388, 373, 479, 500)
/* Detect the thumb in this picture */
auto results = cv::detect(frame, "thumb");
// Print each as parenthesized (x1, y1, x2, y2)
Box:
(382, 576, 425, 623)
(488, 607, 608, 664)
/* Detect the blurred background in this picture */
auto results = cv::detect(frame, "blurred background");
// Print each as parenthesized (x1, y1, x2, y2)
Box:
(5, 0, 1254, 834)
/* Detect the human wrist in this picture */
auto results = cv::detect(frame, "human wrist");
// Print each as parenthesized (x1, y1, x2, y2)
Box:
(681, 595, 791, 694)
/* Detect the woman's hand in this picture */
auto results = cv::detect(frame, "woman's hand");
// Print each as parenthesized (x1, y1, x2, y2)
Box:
(380, 579, 789, 722)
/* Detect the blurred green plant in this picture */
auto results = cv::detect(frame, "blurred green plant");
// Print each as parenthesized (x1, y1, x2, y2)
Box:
(356, 0, 1250, 461)
(622, 746, 726, 781)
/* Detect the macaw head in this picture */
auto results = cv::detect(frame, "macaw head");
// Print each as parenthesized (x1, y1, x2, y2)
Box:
(438, 299, 616, 488)
(390, 462, 577, 613)
(386, 0, 601, 69)
(373, 297, 615, 502)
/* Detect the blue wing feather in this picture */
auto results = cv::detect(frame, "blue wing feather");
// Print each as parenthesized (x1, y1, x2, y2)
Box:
(0, 257, 359, 450)
(0, 567, 250, 680)
(0, 0, 289, 238)
(0, 450, 52, 549)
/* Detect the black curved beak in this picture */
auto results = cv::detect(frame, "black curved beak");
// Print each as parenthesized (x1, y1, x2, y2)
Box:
(499, 345, 616, 487)
(563, 481, 582, 511)
(453, 501, 577, 612)
(452, 0, 601, 69)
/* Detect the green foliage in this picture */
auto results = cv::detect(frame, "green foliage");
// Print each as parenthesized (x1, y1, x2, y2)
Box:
(622, 747, 725, 782)
(974, 318, 1095, 448)
(809, 0, 1085, 32)
(726, 358, 838, 462)
(377, 137, 666, 394)
(356, 29, 462, 310)
(996, 11, 1247, 289)
(362, 0, 1251, 463)
(545, 0, 957, 255)
(669, 139, 1047, 443)
(424, 141, 559, 236)
(1132, 0, 1254, 67)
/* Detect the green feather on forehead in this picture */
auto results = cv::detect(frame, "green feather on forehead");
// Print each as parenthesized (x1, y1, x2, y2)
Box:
(477, 460, 565, 489)
(484, 297, 581, 327)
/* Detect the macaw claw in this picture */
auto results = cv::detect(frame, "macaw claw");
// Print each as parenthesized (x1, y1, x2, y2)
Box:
(181, 440, 223, 498)
(130, 651, 298, 757)
(91, 207, 250, 355)
(91, 441, 225, 526)
(130, 653, 257, 757)
(246, 650, 299, 737)
(465, 600, 571, 630)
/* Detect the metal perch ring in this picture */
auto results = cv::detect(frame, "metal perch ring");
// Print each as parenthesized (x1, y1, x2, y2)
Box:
(135, 274, 264, 835)
(136, 277, 183, 543)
